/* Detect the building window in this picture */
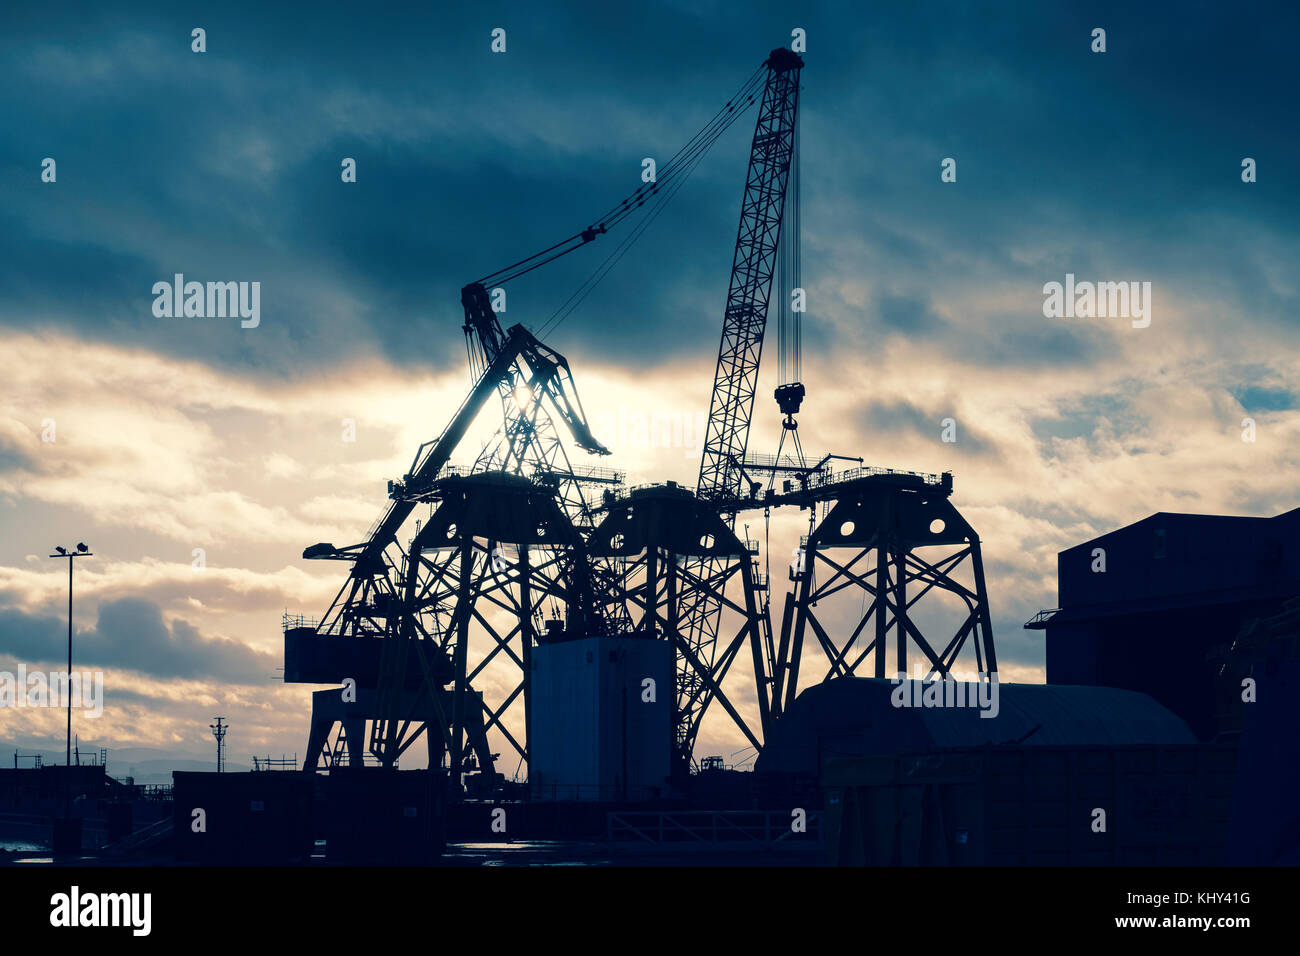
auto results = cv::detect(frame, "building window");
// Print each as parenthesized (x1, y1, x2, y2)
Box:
(1153, 528, 1167, 559)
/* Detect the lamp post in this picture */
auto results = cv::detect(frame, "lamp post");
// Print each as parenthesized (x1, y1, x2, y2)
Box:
(48, 543, 91, 769)
(210, 717, 228, 773)
(48, 543, 90, 856)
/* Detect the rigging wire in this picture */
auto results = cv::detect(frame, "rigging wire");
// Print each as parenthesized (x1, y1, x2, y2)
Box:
(536, 82, 767, 335)
(777, 114, 802, 386)
(589, 66, 766, 233)
(536, 107, 748, 338)
(792, 116, 802, 384)
(777, 182, 786, 384)
(591, 65, 764, 225)
(474, 64, 768, 325)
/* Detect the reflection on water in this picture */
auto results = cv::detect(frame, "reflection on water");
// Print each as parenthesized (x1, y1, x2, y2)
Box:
(449, 842, 614, 866)
(1, 840, 47, 852)
(2, 837, 56, 863)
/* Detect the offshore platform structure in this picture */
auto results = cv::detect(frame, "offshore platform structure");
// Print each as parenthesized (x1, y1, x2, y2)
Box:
(285, 46, 998, 799)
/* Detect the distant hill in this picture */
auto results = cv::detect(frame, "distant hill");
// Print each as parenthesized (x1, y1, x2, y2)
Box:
(1, 741, 256, 783)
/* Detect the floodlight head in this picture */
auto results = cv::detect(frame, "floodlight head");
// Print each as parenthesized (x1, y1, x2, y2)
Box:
(55, 546, 67, 555)
(76, 542, 88, 553)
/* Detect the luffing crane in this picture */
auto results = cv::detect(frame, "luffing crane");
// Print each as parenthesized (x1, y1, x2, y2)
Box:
(290, 44, 998, 793)
(296, 52, 791, 780)
(675, 47, 804, 762)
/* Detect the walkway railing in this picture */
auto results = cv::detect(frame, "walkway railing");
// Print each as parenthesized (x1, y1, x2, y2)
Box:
(606, 809, 821, 846)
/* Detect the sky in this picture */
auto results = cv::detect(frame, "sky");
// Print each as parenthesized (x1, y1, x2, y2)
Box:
(1, 0, 1298, 773)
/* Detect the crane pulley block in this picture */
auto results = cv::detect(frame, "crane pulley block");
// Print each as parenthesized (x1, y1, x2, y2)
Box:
(775, 382, 805, 417)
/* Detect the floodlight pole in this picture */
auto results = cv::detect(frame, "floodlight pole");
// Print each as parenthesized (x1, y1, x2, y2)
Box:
(48, 545, 91, 841)
(66, 553, 72, 768)
(48, 547, 92, 772)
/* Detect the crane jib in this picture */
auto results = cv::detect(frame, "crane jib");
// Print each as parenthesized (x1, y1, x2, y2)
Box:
(697, 50, 802, 503)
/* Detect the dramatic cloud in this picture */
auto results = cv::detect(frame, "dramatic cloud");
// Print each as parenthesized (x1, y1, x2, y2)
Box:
(0, 597, 277, 683)
(1, 1, 1297, 764)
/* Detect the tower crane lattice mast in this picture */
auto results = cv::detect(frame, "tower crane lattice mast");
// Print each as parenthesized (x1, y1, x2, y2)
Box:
(676, 47, 803, 766)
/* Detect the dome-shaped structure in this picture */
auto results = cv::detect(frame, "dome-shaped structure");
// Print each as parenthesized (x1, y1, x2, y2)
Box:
(757, 677, 1196, 776)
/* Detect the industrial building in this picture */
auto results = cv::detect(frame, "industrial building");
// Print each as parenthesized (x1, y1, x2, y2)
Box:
(1028, 507, 1300, 740)
(1027, 507, 1300, 865)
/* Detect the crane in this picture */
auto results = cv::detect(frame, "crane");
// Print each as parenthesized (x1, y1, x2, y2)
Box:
(674, 47, 803, 764)
(299, 57, 779, 778)
(290, 44, 1001, 793)
(367, 322, 606, 767)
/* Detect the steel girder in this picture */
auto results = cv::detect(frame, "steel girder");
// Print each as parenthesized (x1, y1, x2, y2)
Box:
(681, 48, 802, 768)
(364, 473, 586, 782)
(299, 321, 609, 780)
(773, 474, 998, 713)
(587, 485, 770, 773)
(463, 283, 611, 532)
(696, 49, 803, 505)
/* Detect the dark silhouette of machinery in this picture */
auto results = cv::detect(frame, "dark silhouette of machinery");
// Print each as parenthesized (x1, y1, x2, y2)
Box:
(285, 46, 997, 798)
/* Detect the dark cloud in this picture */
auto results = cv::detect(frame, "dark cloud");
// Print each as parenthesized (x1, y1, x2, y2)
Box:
(877, 293, 946, 335)
(1030, 393, 1142, 448)
(91, 598, 278, 682)
(0, 607, 64, 661)
(0, 435, 37, 474)
(860, 400, 939, 436)
(0, 598, 277, 683)
(1233, 385, 1296, 413)
(982, 321, 1118, 369)
(1, 1, 1297, 764)
(0, 1, 1293, 381)
(857, 399, 1000, 460)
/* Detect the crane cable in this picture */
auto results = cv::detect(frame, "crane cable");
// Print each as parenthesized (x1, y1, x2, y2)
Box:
(536, 97, 754, 339)
(777, 117, 802, 386)
(591, 65, 764, 226)
(473, 63, 767, 301)
(793, 116, 802, 384)
(537, 69, 767, 336)
(513, 69, 766, 302)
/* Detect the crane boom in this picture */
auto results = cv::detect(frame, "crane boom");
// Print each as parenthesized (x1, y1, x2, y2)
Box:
(696, 47, 803, 507)
(672, 47, 802, 765)
(368, 322, 596, 765)
(299, 51, 800, 779)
